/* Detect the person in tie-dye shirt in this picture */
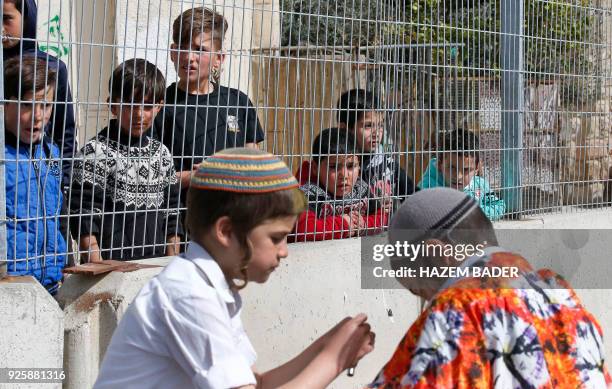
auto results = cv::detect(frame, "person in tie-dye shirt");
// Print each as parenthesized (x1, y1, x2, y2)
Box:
(369, 188, 610, 389)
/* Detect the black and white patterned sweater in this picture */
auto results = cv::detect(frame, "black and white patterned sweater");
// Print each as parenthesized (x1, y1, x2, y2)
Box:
(360, 152, 418, 200)
(69, 120, 183, 260)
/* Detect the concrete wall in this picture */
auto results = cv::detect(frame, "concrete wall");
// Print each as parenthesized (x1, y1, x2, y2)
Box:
(0, 277, 63, 389)
(57, 257, 169, 389)
(53, 208, 612, 388)
(3, 208, 612, 388)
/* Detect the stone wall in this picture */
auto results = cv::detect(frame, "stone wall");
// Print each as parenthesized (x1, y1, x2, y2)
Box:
(560, 103, 612, 206)
(560, 1, 612, 206)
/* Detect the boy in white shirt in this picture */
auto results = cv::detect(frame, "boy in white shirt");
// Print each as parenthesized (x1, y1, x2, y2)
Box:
(95, 148, 375, 388)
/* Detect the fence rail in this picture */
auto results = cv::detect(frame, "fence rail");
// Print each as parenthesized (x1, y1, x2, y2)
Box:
(1, 0, 611, 279)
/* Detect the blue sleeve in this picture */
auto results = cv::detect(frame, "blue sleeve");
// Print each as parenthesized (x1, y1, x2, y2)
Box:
(466, 177, 506, 221)
(418, 172, 433, 189)
(480, 192, 506, 221)
(418, 159, 442, 189)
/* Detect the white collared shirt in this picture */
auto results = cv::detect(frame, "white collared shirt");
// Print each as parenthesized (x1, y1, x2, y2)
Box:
(437, 245, 508, 293)
(94, 242, 257, 389)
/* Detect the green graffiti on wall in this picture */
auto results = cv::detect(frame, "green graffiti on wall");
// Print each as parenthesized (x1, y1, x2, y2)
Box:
(39, 15, 70, 59)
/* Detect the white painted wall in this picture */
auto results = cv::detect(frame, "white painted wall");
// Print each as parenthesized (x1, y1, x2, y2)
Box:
(114, 0, 256, 93)
(36, 1, 72, 63)
(53, 208, 612, 388)
(34, 0, 281, 144)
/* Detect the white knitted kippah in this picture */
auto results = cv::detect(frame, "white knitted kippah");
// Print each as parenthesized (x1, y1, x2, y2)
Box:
(389, 188, 479, 243)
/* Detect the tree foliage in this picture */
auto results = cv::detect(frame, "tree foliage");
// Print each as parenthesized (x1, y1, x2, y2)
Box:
(280, 0, 388, 46)
(280, 0, 603, 104)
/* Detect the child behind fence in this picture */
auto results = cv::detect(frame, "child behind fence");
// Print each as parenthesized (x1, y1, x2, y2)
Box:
(154, 7, 265, 197)
(336, 89, 418, 201)
(418, 129, 506, 221)
(2, 0, 76, 189)
(294, 128, 389, 241)
(70, 59, 183, 262)
(3, 55, 67, 294)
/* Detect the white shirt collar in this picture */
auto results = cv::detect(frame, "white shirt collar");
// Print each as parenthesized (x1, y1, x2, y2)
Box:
(438, 245, 507, 292)
(183, 242, 236, 304)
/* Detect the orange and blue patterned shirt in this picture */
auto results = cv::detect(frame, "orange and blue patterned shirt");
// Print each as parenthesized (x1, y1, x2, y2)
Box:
(369, 248, 611, 389)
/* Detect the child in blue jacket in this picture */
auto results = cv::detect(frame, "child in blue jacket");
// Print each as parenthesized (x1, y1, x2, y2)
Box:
(418, 129, 506, 220)
(3, 55, 67, 294)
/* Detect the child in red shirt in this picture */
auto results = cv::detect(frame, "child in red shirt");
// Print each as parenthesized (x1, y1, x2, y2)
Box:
(294, 128, 389, 241)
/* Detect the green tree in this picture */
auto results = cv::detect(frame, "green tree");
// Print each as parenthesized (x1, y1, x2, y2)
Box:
(280, 0, 602, 105)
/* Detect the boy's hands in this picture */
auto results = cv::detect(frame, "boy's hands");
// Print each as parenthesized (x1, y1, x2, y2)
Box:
(85, 249, 103, 263)
(177, 162, 203, 188)
(254, 314, 375, 388)
(342, 211, 367, 236)
(322, 314, 376, 375)
(355, 213, 367, 231)
(78, 235, 103, 263)
(166, 235, 182, 256)
(381, 197, 393, 214)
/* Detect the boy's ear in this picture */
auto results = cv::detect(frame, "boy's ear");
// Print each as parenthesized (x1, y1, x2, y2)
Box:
(310, 160, 318, 171)
(153, 101, 164, 117)
(217, 52, 226, 66)
(108, 98, 118, 117)
(214, 216, 234, 248)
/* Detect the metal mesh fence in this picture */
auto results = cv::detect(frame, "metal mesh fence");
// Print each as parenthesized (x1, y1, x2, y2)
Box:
(0, 0, 611, 277)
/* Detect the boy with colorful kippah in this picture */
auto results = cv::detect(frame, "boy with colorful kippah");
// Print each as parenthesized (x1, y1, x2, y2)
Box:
(95, 148, 375, 388)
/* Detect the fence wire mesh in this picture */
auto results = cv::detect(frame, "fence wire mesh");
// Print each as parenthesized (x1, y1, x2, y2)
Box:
(0, 0, 611, 279)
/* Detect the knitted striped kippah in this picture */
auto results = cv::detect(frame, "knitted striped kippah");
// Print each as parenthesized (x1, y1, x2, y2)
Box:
(191, 148, 299, 193)
(389, 188, 480, 244)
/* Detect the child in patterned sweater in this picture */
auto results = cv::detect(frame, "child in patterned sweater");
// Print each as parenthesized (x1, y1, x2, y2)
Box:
(294, 128, 389, 241)
(70, 59, 183, 261)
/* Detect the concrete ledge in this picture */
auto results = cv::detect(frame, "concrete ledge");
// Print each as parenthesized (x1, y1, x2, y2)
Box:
(56, 258, 169, 389)
(494, 206, 612, 229)
(0, 276, 63, 389)
(55, 209, 612, 388)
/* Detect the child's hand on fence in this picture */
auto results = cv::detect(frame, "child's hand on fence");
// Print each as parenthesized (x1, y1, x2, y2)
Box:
(342, 211, 365, 236)
(381, 196, 393, 214)
(79, 235, 103, 263)
(81, 245, 102, 263)
(165, 235, 182, 257)
(355, 212, 367, 231)
(177, 163, 203, 188)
